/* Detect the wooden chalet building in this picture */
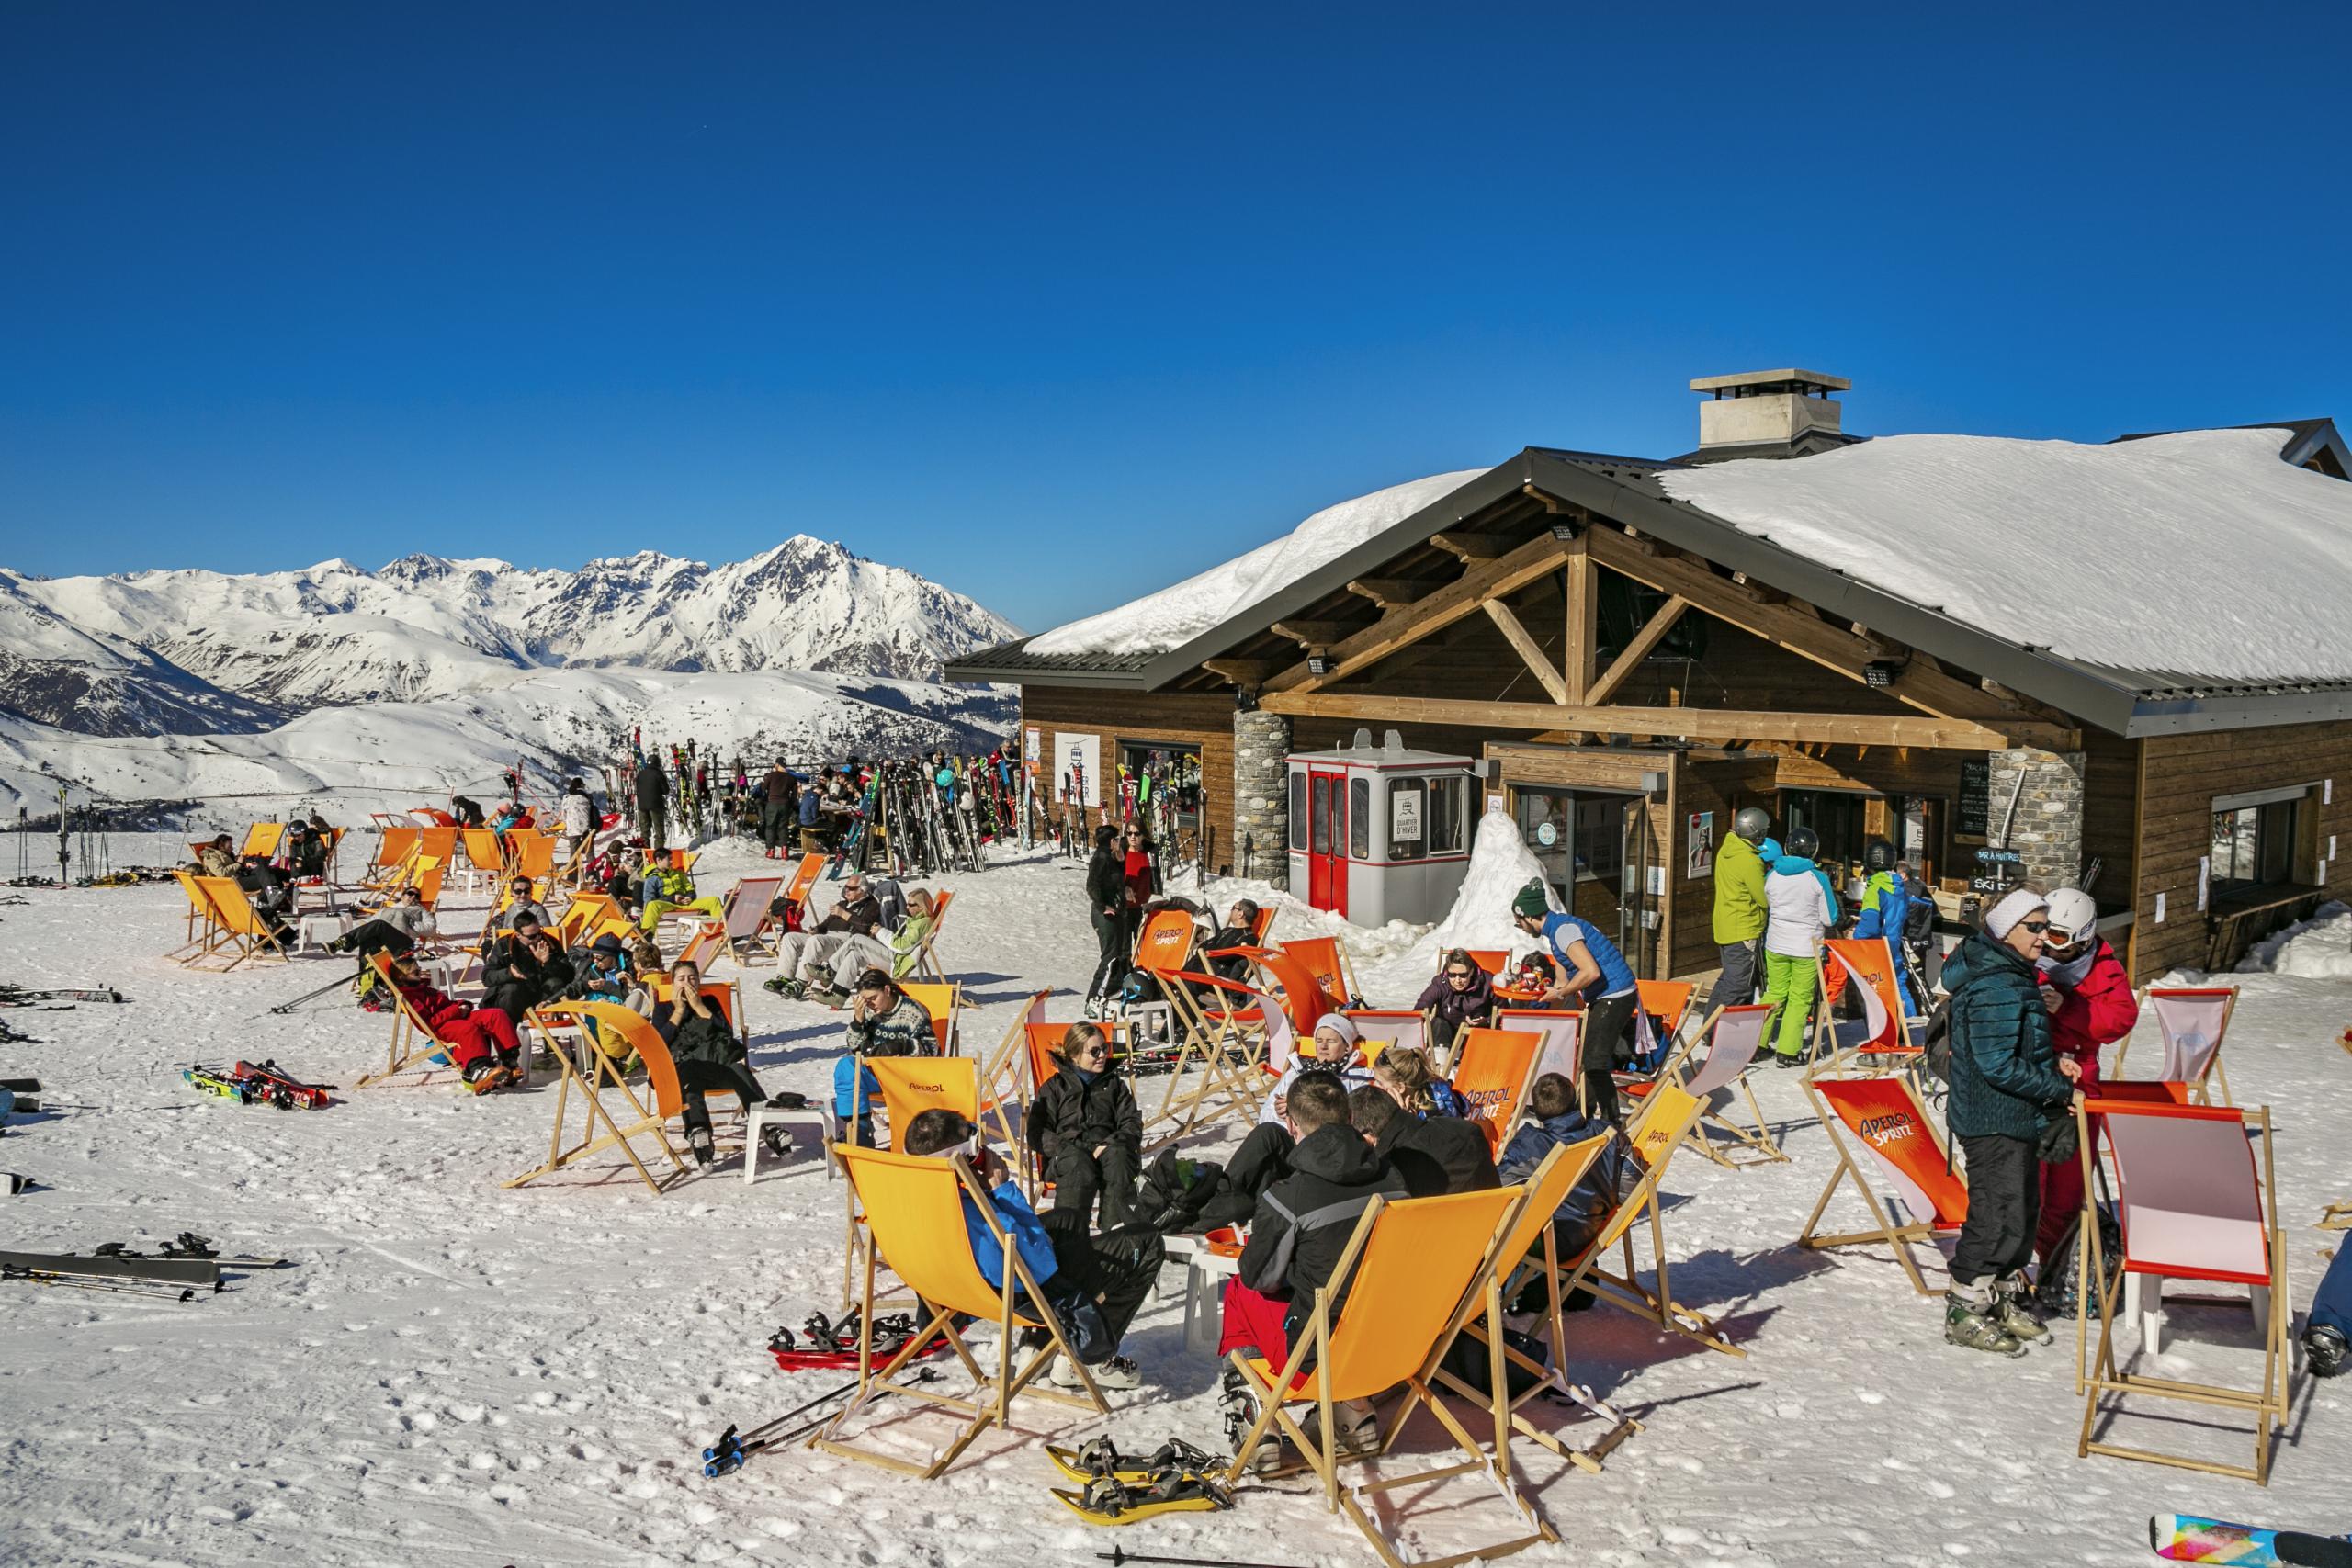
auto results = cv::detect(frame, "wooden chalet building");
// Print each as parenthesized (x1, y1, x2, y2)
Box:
(949, 372, 2352, 985)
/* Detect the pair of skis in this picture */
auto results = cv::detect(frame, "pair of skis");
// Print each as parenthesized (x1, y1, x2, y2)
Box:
(2154, 1514, 2352, 1566)
(184, 1060, 334, 1110)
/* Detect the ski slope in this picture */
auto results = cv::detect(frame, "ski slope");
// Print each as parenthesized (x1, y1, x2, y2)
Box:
(0, 833, 2347, 1566)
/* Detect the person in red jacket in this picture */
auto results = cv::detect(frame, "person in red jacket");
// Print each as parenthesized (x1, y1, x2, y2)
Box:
(2032, 888, 2136, 1267)
(390, 953, 523, 1092)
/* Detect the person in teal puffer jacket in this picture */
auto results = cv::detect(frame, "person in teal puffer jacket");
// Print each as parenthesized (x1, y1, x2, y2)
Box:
(1938, 887, 2081, 1356)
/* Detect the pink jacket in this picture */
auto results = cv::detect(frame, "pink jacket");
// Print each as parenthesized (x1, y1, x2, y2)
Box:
(2047, 940, 2135, 1077)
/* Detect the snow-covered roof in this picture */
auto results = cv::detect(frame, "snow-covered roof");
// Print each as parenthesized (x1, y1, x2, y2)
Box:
(1023, 469, 1488, 659)
(1654, 427, 2352, 690)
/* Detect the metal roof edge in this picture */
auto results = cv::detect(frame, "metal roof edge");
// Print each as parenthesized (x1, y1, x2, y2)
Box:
(1521, 449, 2146, 738)
(1138, 456, 1539, 690)
(2125, 687, 2352, 737)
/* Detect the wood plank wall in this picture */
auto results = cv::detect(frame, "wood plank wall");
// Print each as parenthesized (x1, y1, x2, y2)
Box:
(2132, 725, 2352, 980)
(1017, 684, 1238, 870)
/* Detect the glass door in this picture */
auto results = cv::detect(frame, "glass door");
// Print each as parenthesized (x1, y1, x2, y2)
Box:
(1306, 769, 1349, 916)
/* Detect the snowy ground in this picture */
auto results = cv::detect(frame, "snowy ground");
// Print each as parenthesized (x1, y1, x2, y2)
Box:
(2, 836, 2348, 1567)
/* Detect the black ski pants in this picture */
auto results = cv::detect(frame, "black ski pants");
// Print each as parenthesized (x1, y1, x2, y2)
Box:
(1951, 1132, 2040, 1289)
(761, 801, 792, 851)
(1088, 907, 1133, 1001)
(1580, 988, 1639, 1129)
(1046, 1142, 1141, 1233)
(1702, 937, 1763, 1015)
(674, 1057, 769, 1141)
(338, 919, 414, 960)
(1042, 1216, 1164, 1357)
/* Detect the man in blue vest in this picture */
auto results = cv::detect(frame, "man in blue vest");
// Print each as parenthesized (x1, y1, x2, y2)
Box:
(1511, 878, 1641, 1126)
(1849, 838, 1920, 1015)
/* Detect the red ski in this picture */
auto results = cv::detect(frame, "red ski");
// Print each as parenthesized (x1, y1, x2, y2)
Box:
(232, 1060, 334, 1110)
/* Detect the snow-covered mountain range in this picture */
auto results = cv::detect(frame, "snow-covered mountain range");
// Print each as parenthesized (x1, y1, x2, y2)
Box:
(0, 538, 1021, 822)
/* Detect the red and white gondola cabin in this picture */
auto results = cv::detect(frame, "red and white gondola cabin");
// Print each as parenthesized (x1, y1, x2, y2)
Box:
(1286, 729, 1476, 925)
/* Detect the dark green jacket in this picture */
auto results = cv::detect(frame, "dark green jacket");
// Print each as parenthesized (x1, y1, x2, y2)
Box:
(1941, 930, 2073, 1141)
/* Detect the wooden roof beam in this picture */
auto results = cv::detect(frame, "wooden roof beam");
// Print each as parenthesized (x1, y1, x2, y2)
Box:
(1481, 600, 1568, 705)
(1264, 533, 1575, 695)
(1270, 619, 1357, 649)
(1202, 657, 1285, 687)
(1345, 576, 1443, 609)
(1258, 690, 2044, 750)
(1431, 531, 1508, 561)
(1586, 594, 1690, 706)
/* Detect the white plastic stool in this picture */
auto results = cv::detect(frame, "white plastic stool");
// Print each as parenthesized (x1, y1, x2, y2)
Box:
(2123, 1270, 2272, 1358)
(746, 1103, 837, 1184)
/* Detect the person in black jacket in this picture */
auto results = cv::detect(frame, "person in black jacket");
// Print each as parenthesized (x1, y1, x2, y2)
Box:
(1083, 825, 1127, 1018)
(1348, 1083, 1498, 1198)
(1026, 1022, 1143, 1230)
(634, 756, 669, 853)
(1221, 1073, 1407, 1463)
(650, 959, 786, 1167)
(480, 913, 575, 1028)
(760, 761, 797, 852)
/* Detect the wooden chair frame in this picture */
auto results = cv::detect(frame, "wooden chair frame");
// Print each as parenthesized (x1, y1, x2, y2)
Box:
(194, 875, 293, 970)
(810, 1148, 1106, 1480)
(2118, 986, 2237, 1107)
(842, 1055, 983, 1308)
(1639, 1002, 1786, 1168)
(354, 951, 469, 1089)
(1140, 974, 1276, 1148)
(1807, 936, 1923, 1082)
(503, 1001, 690, 1196)
(909, 888, 957, 984)
(1223, 1186, 1555, 1568)
(1796, 1071, 1966, 1296)
(169, 871, 232, 964)
(975, 989, 1051, 1159)
(2074, 1097, 2289, 1484)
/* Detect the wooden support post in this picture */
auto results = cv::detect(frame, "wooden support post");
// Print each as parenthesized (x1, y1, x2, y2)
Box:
(1588, 595, 1689, 705)
(1482, 600, 1568, 705)
(1564, 550, 1597, 705)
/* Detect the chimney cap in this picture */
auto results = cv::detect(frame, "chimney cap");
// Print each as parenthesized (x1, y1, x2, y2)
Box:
(1690, 368, 1850, 394)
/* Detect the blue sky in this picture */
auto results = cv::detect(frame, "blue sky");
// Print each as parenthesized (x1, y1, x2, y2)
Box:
(4, 4, 2346, 634)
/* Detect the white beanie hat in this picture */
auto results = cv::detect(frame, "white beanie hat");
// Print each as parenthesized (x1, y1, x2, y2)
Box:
(1984, 887, 2049, 940)
(1313, 1013, 1361, 1050)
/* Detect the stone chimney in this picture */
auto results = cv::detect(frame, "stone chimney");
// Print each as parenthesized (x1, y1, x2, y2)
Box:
(1690, 369, 1849, 456)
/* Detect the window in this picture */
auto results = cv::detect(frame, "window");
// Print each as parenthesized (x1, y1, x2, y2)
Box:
(1350, 778, 1372, 858)
(1779, 787, 1868, 868)
(1428, 776, 1467, 855)
(1390, 778, 1427, 861)
(1309, 775, 1330, 854)
(1288, 773, 1306, 852)
(2210, 791, 2307, 897)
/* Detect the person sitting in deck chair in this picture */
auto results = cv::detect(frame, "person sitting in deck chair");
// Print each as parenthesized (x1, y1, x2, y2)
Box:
(638, 859, 723, 934)
(279, 819, 329, 881)
(1412, 947, 1497, 1061)
(1218, 1072, 1408, 1466)
(332, 884, 437, 959)
(832, 969, 937, 1148)
(1196, 898, 1261, 987)
(1349, 1083, 1496, 1199)
(1497, 1072, 1644, 1303)
(764, 874, 886, 1000)
(388, 953, 521, 1091)
(233, 855, 298, 945)
(651, 958, 788, 1168)
(481, 913, 574, 1029)
(192, 833, 238, 879)
(1260, 1013, 1374, 1126)
(500, 876, 550, 934)
(1371, 1040, 1466, 1120)
(901, 1109, 1159, 1390)
(1027, 1021, 1144, 1231)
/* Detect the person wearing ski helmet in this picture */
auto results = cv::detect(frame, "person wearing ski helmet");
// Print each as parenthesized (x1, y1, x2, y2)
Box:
(1850, 838, 1920, 1014)
(1938, 887, 2080, 1355)
(1510, 878, 1641, 1124)
(1704, 806, 1773, 1013)
(1758, 825, 1839, 1066)
(2030, 886, 2135, 1270)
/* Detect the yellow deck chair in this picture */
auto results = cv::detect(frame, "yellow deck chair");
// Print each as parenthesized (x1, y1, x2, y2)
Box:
(458, 827, 508, 894)
(509, 830, 556, 884)
(169, 870, 232, 964)
(1224, 1185, 1556, 1568)
(899, 981, 963, 1055)
(1549, 1084, 1746, 1359)
(842, 1055, 982, 1307)
(503, 1000, 690, 1196)
(810, 1147, 1106, 1479)
(354, 951, 471, 1089)
(241, 822, 286, 859)
(195, 875, 292, 970)
(365, 825, 421, 889)
(1428, 1135, 1642, 1473)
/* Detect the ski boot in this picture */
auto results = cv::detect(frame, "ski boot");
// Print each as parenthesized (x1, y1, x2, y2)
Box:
(1218, 1364, 1261, 1457)
(1052, 1353, 1141, 1391)
(460, 1059, 509, 1095)
(1944, 1288, 2027, 1357)
(1991, 1273, 2052, 1346)
(686, 1125, 716, 1167)
(2305, 1324, 2347, 1379)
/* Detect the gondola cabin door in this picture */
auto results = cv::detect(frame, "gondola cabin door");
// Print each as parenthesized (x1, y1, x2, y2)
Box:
(1306, 767, 1348, 917)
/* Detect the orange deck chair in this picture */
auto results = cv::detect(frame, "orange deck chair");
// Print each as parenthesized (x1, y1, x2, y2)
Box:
(810, 1147, 1108, 1479)
(503, 999, 693, 1195)
(1223, 1184, 1556, 1568)
(1493, 1006, 1581, 1089)
(1449, 1026, 1544, 1159)
(169, 870, 232, 964)
(1809, 936, 1921, 1077)
(974, 989, 1051, 1157)
(364, 825, 422, 888)
(194, 875, 292, 970)
(1798, 1071, 1968, 1294)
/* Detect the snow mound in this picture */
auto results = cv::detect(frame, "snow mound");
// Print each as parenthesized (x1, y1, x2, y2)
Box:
(1657, 427, 2352, 685)
(2234, 900, 2352, 978)
(1024, 469, 1488, 657)
(1404, 807, 1554, 971)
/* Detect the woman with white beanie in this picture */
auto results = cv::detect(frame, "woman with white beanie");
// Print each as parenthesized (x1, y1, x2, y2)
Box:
(1936, 886, 2082, 1355)
(1260, 1012, 1374, 1125)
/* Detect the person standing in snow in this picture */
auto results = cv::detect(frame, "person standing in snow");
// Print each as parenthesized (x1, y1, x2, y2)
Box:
(1758, 827, 1839, 1066)
(2030, 887, 2134, 1271)
(1703, 807, 1771, 1013)
(1939, 887, 2080, 1354)
(557, 777, 596, 869)
(634, 755, 669, 853)
(1082, 825, 1129, 1019)
(761, 761, 797, 853)
(1849, 839, 1920, 1014)
(1510, 879, 1641, 1124)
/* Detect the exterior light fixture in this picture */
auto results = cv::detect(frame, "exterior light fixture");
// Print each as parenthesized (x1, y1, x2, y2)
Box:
(1864, 660, 1904, 688)
(1306, 654, 1331, 676)
(1548, 520, 1577, 542)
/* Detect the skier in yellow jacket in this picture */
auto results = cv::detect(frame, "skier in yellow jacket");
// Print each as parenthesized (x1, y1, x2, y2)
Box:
(1703, 807, 1772, 1012)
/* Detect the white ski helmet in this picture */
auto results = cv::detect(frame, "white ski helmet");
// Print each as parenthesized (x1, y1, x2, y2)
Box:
(2044, 887, 2098, 945)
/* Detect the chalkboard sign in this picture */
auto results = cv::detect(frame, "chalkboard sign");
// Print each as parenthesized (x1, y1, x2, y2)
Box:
(1975, 847, 2022, 865)
(1958, 758, 1992, 839)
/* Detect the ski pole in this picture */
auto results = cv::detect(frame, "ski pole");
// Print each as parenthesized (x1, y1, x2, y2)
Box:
(1097, 1546, 1298, 1568)
(266, 964, 363, 1016)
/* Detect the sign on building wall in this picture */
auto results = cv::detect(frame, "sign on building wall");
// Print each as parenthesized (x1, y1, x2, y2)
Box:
(1686, 810, 1714, 880)
(1391, 787, 1423, 843)
(1957, 758, 1992, 840)
(1024, 726, 1041, 763)
(1054, 732, 1102, 807)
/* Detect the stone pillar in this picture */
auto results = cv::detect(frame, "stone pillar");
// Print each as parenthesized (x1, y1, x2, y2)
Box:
(1232, 707, 1293, 887)
(1988, 745, 2086, 892)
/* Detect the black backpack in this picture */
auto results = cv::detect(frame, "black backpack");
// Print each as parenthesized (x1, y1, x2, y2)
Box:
(1918, 994, 1954, 1083)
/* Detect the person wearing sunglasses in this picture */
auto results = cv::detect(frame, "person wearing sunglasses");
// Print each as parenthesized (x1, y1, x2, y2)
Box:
(2029, 886, 2135, 1284)
(1937, 886, 2083, 1357)
(1410, 948, 1495, 1059)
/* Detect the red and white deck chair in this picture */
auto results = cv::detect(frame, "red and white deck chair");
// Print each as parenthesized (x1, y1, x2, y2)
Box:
(2116, 986, 2235, 1107)
(1495, 1006, 1581, 1090)
(2074, 1096, 2289, 1483)
(1798, 1073, 1968, 1294)
(1808, 936, 1923, 1079)
(1341, 1009, 1430, 1066)
(1645, 1002, 1785, 1168)
(707, 874, 785, 971)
